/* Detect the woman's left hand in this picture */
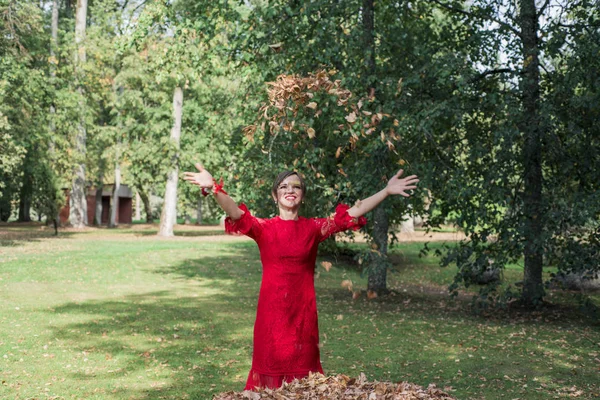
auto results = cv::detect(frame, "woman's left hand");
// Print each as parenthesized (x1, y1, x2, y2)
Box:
(386, 169, 419, 197)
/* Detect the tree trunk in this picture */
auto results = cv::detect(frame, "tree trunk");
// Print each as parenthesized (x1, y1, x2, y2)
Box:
(94, 186, 102, 225)
(109, 155, 121, 228)
(48, 0, 58, 155)
(362, 0, 376, 89)
(519, 0, 545, 307)
(0, 194, 11, 222)
(158, 86, 183, 237)
(138, 189, 152, 223)
(400, 214, 415, 233)
(93, 160, 104, 225)
(196, 197, 202, 225)
(368, 206, 390, 293)
(70, 0, 88, 228)
(135, 191, 141, 221)
(51, 0, 58, 56)
(18, 157, 32, 222)
(362, 0, 390, 294)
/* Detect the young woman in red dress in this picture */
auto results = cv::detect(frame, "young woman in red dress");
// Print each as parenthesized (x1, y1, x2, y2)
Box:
(183, 165, 418, 391)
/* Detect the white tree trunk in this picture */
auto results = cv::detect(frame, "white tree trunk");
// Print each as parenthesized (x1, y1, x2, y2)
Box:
(158, 87, 183, 237)
(400, 214, 415, 233)
(70, 164, 87, 227)
(51, 0, 58, 59)
(94, 186, 102, 225)
(75, 0, 87, 64)
(109, 161, 120, 228)
(69, 0, 88, 228)
(135, 191, 141, 220)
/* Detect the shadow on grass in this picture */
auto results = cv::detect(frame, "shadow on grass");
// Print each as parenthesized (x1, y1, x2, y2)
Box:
(45, 243, 599, 399)
(133, 229, 225, 237)
(46, 251, 260, 399)
(0, 224, 77, 246)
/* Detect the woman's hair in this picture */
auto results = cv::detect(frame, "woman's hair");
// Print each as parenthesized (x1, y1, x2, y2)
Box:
(271, 171, 306, 198)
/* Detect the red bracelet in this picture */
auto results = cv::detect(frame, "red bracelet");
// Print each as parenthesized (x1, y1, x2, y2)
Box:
(202, 178, 228, 197)
(213, 178, 227, 195)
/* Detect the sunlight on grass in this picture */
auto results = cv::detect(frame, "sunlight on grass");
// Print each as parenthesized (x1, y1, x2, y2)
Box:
(1, 226, 599, 399)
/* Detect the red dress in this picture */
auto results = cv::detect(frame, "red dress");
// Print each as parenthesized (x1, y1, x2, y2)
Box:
(225, 204, 366, 391)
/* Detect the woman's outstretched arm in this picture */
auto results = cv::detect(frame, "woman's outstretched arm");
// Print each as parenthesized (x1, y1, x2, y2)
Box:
(347, 169, 419, 218)
(183, 163, 244, 220)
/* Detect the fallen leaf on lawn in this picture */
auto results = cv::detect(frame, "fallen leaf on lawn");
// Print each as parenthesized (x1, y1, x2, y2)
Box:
(320, 261, 332, 272)
(214, 373, 455, 399)
(341, 280, 353, 291)
(345, 112, 357, 123)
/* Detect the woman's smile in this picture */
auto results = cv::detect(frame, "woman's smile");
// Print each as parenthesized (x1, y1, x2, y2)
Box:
(276, 176, 304, 206)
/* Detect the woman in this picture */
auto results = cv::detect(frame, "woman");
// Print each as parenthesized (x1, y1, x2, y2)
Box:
(183, 165, 418, 390)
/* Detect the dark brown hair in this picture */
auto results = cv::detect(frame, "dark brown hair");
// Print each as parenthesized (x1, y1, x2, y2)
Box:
(271, 171, 306, 198)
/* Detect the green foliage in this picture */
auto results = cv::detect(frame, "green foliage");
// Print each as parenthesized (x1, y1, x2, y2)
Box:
(416, 0, 600, 305)
(1, 0, 598, 305)
(0, 0, 57, 221)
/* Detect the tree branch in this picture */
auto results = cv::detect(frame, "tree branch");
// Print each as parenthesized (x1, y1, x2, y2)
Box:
(430, 0, 522, 38)
(537, 0, 551, 17)
(470, 68, 516, 83)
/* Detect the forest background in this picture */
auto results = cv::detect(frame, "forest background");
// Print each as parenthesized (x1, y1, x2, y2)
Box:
(1, 0, 599, 309)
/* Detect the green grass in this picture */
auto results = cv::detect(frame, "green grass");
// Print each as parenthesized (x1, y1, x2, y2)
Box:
(1, 225, 599, 399)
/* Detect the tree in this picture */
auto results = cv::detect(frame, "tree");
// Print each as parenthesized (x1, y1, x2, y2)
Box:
(69, 0, 89, 227)
(0, 0, 54, 223)
(230, 0, 469, 294)
(421, 0, 600, 307)
(158, 86, 183, 236)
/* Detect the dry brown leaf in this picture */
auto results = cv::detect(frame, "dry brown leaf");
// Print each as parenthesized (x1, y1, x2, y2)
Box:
(306, 102, 317, 109)
(214, 373, 456, 400)
(320, 261, 332, 272)
(307, 128, 316, 138)
(345, 112, 357, 123)
(341, 280, 353, 291)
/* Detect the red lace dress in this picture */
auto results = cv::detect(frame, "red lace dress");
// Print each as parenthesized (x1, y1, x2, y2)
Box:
(225, 204, 366, 391)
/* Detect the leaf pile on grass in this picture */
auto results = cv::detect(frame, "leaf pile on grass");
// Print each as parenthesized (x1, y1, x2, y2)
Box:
(214, 373, 455, 400)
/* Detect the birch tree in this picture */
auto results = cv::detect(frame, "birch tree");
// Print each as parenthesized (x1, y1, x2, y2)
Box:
(69, 0, 88, 227)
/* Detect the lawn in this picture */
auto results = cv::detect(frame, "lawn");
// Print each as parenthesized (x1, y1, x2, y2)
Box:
(0, 224, 598, 399)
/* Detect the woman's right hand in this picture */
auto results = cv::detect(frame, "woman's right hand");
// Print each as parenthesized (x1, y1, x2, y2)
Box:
(183, 163, 214, 188)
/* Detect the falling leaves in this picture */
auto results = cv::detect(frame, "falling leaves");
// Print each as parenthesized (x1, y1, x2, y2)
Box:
(214, 373, 455, 399)
(242, 70, 405, 160)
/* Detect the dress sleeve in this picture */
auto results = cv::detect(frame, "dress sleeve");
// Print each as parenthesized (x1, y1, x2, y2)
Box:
(224, 203, 263, 241)
(315, 204, 367, 243)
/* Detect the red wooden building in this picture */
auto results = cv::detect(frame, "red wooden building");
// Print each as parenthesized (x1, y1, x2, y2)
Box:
(60, 184, 133, 225)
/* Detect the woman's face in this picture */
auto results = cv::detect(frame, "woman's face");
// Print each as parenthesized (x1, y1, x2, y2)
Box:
(274, 175, 304, 209)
